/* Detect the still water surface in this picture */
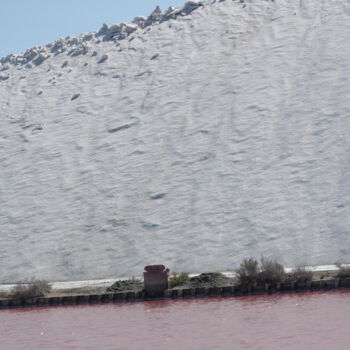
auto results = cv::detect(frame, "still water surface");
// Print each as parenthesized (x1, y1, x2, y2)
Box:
(1, 291, 350, 350)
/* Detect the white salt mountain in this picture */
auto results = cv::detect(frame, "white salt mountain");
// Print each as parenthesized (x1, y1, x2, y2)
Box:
(1, 0, 350, 282)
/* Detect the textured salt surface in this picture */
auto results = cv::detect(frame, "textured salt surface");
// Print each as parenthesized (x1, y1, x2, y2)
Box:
(1, 0, 350, 282)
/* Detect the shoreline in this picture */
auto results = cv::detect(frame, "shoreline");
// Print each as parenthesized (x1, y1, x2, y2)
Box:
(1, 264, 347, 292)
(1, 267, 350, 310)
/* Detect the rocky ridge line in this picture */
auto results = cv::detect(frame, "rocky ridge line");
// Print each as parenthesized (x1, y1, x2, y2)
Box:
(0, 1, 204, 73)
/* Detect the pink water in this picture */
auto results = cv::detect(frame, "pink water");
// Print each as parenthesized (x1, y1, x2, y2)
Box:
(1, 292, 350, 350)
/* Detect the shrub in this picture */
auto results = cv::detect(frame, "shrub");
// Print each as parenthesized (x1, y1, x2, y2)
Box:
(0, 291, 10, 299)
(257, 256, 286, 285)
(235, 258, 259, 286)
(11, 279, 52, 299)
(236, 256, 286, 286)
(287, 267, 313, 284)
(336, 266, 350, 279)
(169, 272, 189, 288)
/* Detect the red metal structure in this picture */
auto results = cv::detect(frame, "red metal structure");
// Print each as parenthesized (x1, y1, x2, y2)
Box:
(143, 265, 169, 296)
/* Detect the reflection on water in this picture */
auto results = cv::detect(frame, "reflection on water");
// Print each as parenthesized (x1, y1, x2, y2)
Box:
(1, 291, 350, 350)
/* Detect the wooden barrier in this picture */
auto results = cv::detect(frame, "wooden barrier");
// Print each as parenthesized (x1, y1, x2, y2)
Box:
(2, 277, 350, 310)
(62, 296, 76, 305)
(88, 295, 99, 304)
(76, 295, 89, 304)
(221, 286, 234, 296)
(339, 278, 350, 288)
(0, 299, 9, 308)
(170, 289, 180, 298)
(195, 287, 207, 297)
(208, 287, 220, 297)
(101, 293, 114, 303)
(37, 297, 49, 306)
(50, 297, 62, 306)
(113, 292, 126, 302)
(181, 288, 195, 298)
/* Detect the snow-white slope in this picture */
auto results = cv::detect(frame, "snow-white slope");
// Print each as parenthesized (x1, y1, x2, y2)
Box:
(1, 0, 350, 282)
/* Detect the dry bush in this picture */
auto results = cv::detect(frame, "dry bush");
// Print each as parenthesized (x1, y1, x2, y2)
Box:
(11, 279, 52, 299)
(287, 267, 313, 284)
(336, 266, 350, 278)
(236, 256, 286, 286)
(235, 258, 259, 286)
(169, 272, 189, 288)
(0, 291, 10, 299)
(257, 256, 286, 285)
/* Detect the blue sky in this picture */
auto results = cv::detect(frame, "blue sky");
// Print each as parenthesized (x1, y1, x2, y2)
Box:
(0, 0, 185, 58)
